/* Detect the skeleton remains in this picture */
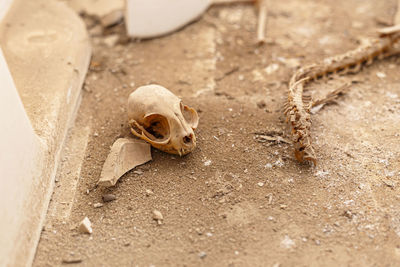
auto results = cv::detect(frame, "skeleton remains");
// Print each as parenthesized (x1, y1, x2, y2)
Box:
(128, 84, 199, 156)
(284, 28, 400, 165)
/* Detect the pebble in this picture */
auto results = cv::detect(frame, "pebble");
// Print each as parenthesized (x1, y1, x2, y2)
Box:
(62, 258, 82, 264)
(376, 72, 386, 78)
(100, 10, 123, 28)
(102, 194, 117, 202)
(257, 182, 264, 187)
(93, 203, 103, 208)
(264, 63, 279, 75)
(145, 189, 154, 196)
(152, 210, 163, 225)
(204, 160, 212, 166)
(103, 34, 119, 48)
(198, 251, 207, 259)
(78, 217, 92, 234)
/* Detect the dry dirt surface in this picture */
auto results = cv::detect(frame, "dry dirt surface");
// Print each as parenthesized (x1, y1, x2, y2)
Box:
(34, 0, 400, 266)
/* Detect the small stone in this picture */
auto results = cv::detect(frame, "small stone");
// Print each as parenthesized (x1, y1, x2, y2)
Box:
(376, 72, 386, 78)
(280, 204, 287, 209)
(62, 258, 82, 264)
(103, 34, 119, 47)
(198, 251, 207, 259)
(145, 189, 154, 196)
(256, 100, 266, 109)
(102, 193, 116, 202)
(78, 217, 92, 234)
(257, 182, 264, 187)
(152, 210, 163, 225)
(281, 235, 295, 249)
(204, 160, 212, 166)
(264, 63, 279, 75)
(93, 203, 103, 208)
(100, 10, 123, 28)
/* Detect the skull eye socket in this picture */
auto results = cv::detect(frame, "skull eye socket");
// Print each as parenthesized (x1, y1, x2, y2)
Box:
(180, 102, 199, 130)
(142, 114, 170, 142)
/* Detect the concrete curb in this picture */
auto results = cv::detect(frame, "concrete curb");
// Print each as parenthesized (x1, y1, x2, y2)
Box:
(0, 0, 91, 265)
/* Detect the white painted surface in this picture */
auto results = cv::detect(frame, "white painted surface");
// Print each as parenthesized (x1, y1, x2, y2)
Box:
(125, 0, 211, 38)
(0, 48, 43, 267)
(0, 0, 13, 22)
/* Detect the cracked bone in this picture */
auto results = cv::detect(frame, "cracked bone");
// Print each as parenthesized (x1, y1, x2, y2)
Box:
(98, 138, 152, 187)
(128, 84, 199, 156)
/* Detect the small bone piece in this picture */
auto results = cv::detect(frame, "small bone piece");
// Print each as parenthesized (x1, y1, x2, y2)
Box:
(128, 85, 199, 156)
(98, 138, 152, 187)
(78, 217, 93, 234)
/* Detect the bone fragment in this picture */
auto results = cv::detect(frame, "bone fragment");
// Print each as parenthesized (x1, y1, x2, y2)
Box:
(98, 138, 151, 187)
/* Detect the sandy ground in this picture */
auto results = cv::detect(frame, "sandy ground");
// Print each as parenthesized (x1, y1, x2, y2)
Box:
(34, 0, 400, 266)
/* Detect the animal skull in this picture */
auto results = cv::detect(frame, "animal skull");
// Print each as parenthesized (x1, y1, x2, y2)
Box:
(127, 84, 199, 156)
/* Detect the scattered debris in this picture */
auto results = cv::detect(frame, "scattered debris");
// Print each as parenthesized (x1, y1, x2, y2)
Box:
(97, 138, 152, 187)
(342, 210, 354, 219)
(78, 217, 93, 234)
(62, 258, 83, 264)
(279, 57, 301, 68)
(280, 235, 295, 249)
(128, 85, 199, 156)
(103, 34, 119, 47)
(93, 203, 103, 208)
(254, 131, 290, 145)
(264, 63, 279, 75)
(102, 194, 117, 202)
(252, 69, 265, 82)
(256, 100, 266, 109)
(145, 189, 154, 196)
(382, 179, 395, 188)
(376, 71, 386, 78)
(100, 10, 123, 28)
(215, 66, 239, 81)
(198, 251, 207, 259)
(152, 210, 164, 225)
